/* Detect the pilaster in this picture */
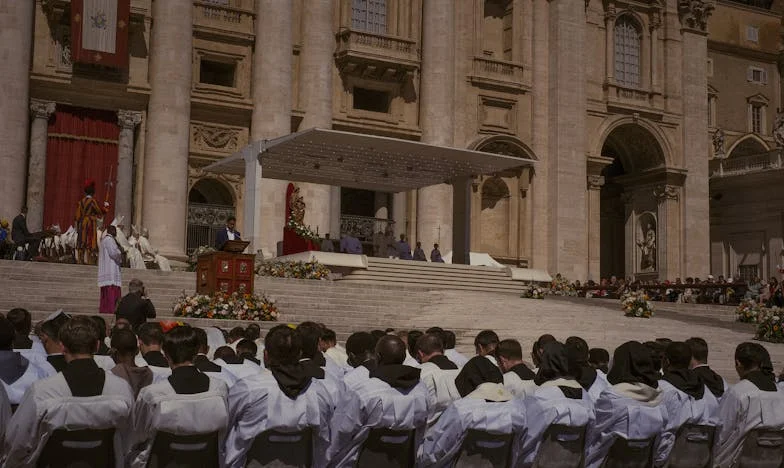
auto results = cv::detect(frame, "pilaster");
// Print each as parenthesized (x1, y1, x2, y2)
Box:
(116, 110, 142, 225)
(587, 175, 605, 281)
(26, 99, 56, 232)
(655, 184, 682, 281)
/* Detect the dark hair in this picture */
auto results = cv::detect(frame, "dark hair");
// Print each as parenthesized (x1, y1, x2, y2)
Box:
(685, 337, 709, 363)
(416, 333, 444, 356)
(227, 216, 236, 223)
(137, 322, 164, 346)
(297, 321, 323, 359)
(735, 342, 770, 372)
(496, 339, 523, 361)
(474, 330, 500, 352)
(105, 225, 117, 237)
(443, 330, 456, 349)
(245, 323, 261, 341)
(111, 328, 139, 356)
(265, 325, 302, 366)
(213, 345, 237, 361)
(407, 330, 424, 357)
(85, 185, 95, 196)
(0, 317, 14, 350)
(644, 341, 665, 371)
(162, 326, 199, 365)
(88, 316, 107, 341)
(236, 338, 258, 358)
(193, 327, 209, 353)
(346, 332, 375, 357)
(536, 334, 556, 352)
(665, 342, 692, 370)
(229, 326, 246, 342)
(565, 336, 590, 365)
(377, 335, 407, 365)
(370, 330, 386, 347)
(60, 317, 99, 355)
(7, 308, 31, 336)
(588, 348, 610, 365)
(321, 328, 337, 344)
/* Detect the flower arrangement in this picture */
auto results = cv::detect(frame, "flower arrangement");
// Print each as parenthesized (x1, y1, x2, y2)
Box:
(521, 285, 545, 300)
(286, 217, 320, 243)
(173, 291, 279, 321)
(736, 299, 764, 323)
(255, 260, 331, 280)
(187, 245, 217, 271)
(756, 308, 784, 343)
(621, 290, 654, 318)
(550, 274, 577, 297)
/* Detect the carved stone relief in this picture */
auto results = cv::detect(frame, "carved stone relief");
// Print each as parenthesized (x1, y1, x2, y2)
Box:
(478, 96, 517, 135)
(678, 0, 714, 32)
(190, 123, 248, 155)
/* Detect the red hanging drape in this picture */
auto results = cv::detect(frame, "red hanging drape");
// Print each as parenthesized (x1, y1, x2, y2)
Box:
(43, 105, 119, 230)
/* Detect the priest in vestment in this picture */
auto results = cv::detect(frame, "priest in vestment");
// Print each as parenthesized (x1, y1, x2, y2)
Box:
(98, 226, 123, 314)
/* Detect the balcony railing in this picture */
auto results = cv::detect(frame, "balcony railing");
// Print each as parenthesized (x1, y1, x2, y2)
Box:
(468, 56, 526, 93)
(604, 81, 660, 109)
(710, 149, 783, 178)
(334, 29, 420, 78)
(340, 215, 392, 242)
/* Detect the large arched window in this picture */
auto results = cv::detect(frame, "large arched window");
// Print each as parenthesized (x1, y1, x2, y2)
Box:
(352, 0, 387, 34)
(614, 17, 641, 87)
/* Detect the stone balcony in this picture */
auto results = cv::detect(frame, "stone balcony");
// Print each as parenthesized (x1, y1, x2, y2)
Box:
(193, 0, 254, 41)
(710, 149, 783, 178)
(334, 28, 420, 81)
(604, 81, 663, 115)
(467, 56, 527, 94)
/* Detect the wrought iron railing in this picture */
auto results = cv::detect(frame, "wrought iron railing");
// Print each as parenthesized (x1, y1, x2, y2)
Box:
(340, 215, 392, 242)
(186, 203, 236, 254)
(710, 149, 783, 178)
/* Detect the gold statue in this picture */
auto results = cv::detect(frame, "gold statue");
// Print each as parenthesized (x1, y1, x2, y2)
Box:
(289, 185, 306, 225)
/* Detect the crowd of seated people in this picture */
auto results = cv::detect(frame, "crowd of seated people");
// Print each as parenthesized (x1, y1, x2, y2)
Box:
(2, 308, 784, 467)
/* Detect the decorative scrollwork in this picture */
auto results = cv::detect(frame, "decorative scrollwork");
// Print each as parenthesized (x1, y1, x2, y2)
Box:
(678, 0, 714, 32)
(192, 124, 240, 152)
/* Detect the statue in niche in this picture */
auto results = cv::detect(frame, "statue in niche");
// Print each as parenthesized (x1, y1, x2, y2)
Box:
(774, 113, 784, 148)
(637, 220, 657, 272)
(288, 185, 306, 225)
(712, 129, 725, 158)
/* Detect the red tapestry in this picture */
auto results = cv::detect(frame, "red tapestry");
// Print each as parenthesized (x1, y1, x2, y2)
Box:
(71, 0, 130, 69)
(43, 106, 119, 230)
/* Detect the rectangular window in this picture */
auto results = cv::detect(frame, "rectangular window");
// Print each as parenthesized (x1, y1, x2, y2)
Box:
(739, 265, 758, 283)
(746, 25, 759, 43)
(748, 66, 767, 84)
(199, 60, 236, 88)
(351, 0, 387, 34)
(751, 105, 762, 133)
(353, 87, 390, 113)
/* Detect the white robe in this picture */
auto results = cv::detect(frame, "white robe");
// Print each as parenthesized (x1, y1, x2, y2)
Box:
(0, 384, 11, 445)
(404, 351, 421, 368)
(503, 372, 538, 400)
(655, 380, 719, 465)
(0, 355, 54, 405)
(444, 349, 470, 368)
(126, 375, 229, 468)
(116, 229, 146, 269)
(97, 235, 123, 288)
(1, 371, 134, 467)
(419, 363, 461, 424)
(213, 358, 263, 381)
(326, 345, 349, 368)
(419, 383, 527, 467)
(584, 382, 668, 468)
(224, 370, 335, 468)
(714, 379, 784, 467)
(343, 365, 371, 391)
(326, 375, 430, 467)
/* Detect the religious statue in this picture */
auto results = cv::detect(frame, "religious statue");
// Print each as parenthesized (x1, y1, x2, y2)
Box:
(712, 129, 725, 158)
(773, 112, 784, 148)
(637, 223, 657, 272)
(288, 185, 306, 225)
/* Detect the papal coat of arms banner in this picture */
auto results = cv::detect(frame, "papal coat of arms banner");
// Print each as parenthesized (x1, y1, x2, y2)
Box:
(71, 0, 130, 69)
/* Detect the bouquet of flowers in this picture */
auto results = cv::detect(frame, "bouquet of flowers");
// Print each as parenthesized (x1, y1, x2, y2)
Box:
(621, 290, 654, 318)
(187, 245, 217, 271)
(173, 291, 279, 321)
(286, 217, 320, 243)
(550, 274, 577, 297)
(736, 299, 764, 323)
(255, 260, 332, 280)
(756, 308, 784, 343)
(521, 286, 545, 300)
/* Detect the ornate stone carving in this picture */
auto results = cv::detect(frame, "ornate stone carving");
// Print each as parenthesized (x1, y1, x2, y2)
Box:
(774, 112, 784, 149)
(678, 0, 714, 32)
(117, 110, 142, 129)
(188, 166, 243, 201)
(636, 212, 657, 272)
(30, 99, 56, 119)
(712, 129, 725, 158)
(587, 175, 605, 190)
(190, 123, 248, 155)
(654, 185, 679, 201)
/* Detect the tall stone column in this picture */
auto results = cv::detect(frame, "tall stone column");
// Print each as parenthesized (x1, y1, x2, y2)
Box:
(655, 184, 682, 281)
(418, 0, 455, 253)
(116, 110, 142, 225)
(530, 0, 550, 271)
(142, 0, 192, 257)
(298, 0, 334, 236)
(586, 175, 605, 281)
(392, 192, 407, 237)
(252, 0, 293, 256)
(26, 100, 56, 232)
(0, 2, 34, 222)
(679, 2, 713, 278)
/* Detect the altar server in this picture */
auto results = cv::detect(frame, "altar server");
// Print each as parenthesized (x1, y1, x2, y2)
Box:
(38, 311, 69, 373)
(416, 333, 461, 424)
(0, 317, 54, 408)
(343, 332, 377, 390)
(298, 322, 345, 398)
(686, 337, 728, 399)
(443, 330, 469, 368)
(136, 322, 169, 368)
(126, 325, 229, 467)
(213, 346, 261, 381)
(714, 342, 784, 466)
(656, 341, 719, 464)
(2, 316, 134, 467)
(224, 325, 334, 467)
(496, 339, 538, 399)
(585, 341, 668, 468)
(420, 356, 526, 467)
(193, 327, 237, 386)
(566, 336, 610, 402)
(327, 335, 429, 467)
(519, 341, 595, 467)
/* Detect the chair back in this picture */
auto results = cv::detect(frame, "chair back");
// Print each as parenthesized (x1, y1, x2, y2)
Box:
(455, 429, 514, 468)
(532, 424, 586, 468)
(737, 429, 784, 468)
(355, 428, 416, 468)
(147, 430, 219, 468)
(600, 436, 655, 468)
(245, 428, 313, 468)
(37, 428, 115, 468)
(666, 424, 716, 468)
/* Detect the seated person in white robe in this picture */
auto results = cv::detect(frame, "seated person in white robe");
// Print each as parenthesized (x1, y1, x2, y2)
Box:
(474, 330, 500, 367)
(193, 327, 237, 386)
(327, 335, 430, 467)
(686, 336, 728, 400)
(8, 308, 36, 351)
(110, 328, 153, 398)
(0, 316, 54, 409)
(419, 355, 526, 466)
(585, 341, 668, 468)
(321, 328, 349, 368)
(213, 345, 262, 381)
(38, 312, 71, 373)
(714, 342, 784, 466)
(496, 338, 538, 399)
(566, 336, 610, 403)
(656, 341, 719, 465)
(126, 325, 229, 468)
(442, 330, 469, 368)
(298, 322, 345, 398)
(0, 385, 10, 445)
(2, 316, 134, 467)
(415, 333, 461, 424)
(343, 332, 378, 390)
(588, 348, 610, 375)
(224, 325, 335, 467)
(520, 341, 595, 467)
(235, 339, 264, 368)
(136, 322, 169, 368)
(402, 330, 423, 368)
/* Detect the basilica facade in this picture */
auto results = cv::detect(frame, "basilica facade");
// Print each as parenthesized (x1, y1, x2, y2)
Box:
(1, 0, 781, 282)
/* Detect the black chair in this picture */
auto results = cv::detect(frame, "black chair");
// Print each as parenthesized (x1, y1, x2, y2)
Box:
(666, 424, 716, 468)
(737, 429, 784, 468)
(600, 436, 656, 468)
(36, 428, 116, 468)
(355, 428, 416, 468)
(454, 429, 514, 468)
(245, 428, 313, 468)
(532, 424, 587, 468)
(146, 431, 220, 468)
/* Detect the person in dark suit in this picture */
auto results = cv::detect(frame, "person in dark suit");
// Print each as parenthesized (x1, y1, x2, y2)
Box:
(11, 207, 39, 259)
(115, 279, 156, 330)
(215, 216, 241, 250)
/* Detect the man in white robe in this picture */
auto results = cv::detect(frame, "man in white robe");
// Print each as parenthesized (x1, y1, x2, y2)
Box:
(474, 330, 501, 367)
(714, 342, 784, 467)
(193, 327, 238, 386)
(224, 325, 334, 467)
(213, 345, 262, 381)
(342, 332, 377, 390)
(126, 325, 229, 468)
(566, 336, 610, 403)
(327, 335, 429, 467)
(686, 336, 728, 400)
(496, 339, 538, 399)
(97, 226, 123, 314)
(415, 333, 461, 424)
(2, 316, 134, 467)
(321, 328, 349, 368)
(443, 330, 469, 367)
(112, 217, 145, 270)
(0, 384, 10, 446)
(298, 322, 345, 400)
(0, 316, 54, 408)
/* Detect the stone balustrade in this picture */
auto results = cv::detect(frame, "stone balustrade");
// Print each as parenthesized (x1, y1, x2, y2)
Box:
(710, 149, 784, 177)
(468, 56, 527, 93)
(334, 28, 420, 80)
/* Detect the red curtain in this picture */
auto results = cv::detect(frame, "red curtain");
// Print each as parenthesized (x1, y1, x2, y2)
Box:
(43, 105, 119, 230)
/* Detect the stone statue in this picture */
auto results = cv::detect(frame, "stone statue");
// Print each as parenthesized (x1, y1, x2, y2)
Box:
(288, 185, 306, 225)
(773, 113, 784, 148)
(712, 129, 725, 158)
(637, 223, 657, 272)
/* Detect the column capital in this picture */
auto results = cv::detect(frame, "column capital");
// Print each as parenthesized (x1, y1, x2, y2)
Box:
(30, 99, 56, 120)
(678, 0, 714, 33)
(654, 184, 679, 201)
(587, 175, 605, 190)
(117, 110, 143, 129)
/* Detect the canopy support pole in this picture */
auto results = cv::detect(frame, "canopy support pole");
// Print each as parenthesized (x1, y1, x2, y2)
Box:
(452, 175, 472, 265)
(243, 142, 264, 254)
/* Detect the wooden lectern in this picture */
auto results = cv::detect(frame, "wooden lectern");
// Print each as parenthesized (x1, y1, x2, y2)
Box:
(196, 241, 255, 295)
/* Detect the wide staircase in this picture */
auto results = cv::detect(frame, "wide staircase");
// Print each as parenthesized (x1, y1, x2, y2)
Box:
(338, 257, 525, 294)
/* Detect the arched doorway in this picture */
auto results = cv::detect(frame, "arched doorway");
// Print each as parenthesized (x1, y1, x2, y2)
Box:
(187, 178, 235, 253)
(480, 177, 511, 255)
(599, 123, 668, 280)
(727, 135, 768, 159)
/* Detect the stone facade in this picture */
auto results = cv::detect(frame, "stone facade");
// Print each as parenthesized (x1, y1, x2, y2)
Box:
(3, 0, 778, 281)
